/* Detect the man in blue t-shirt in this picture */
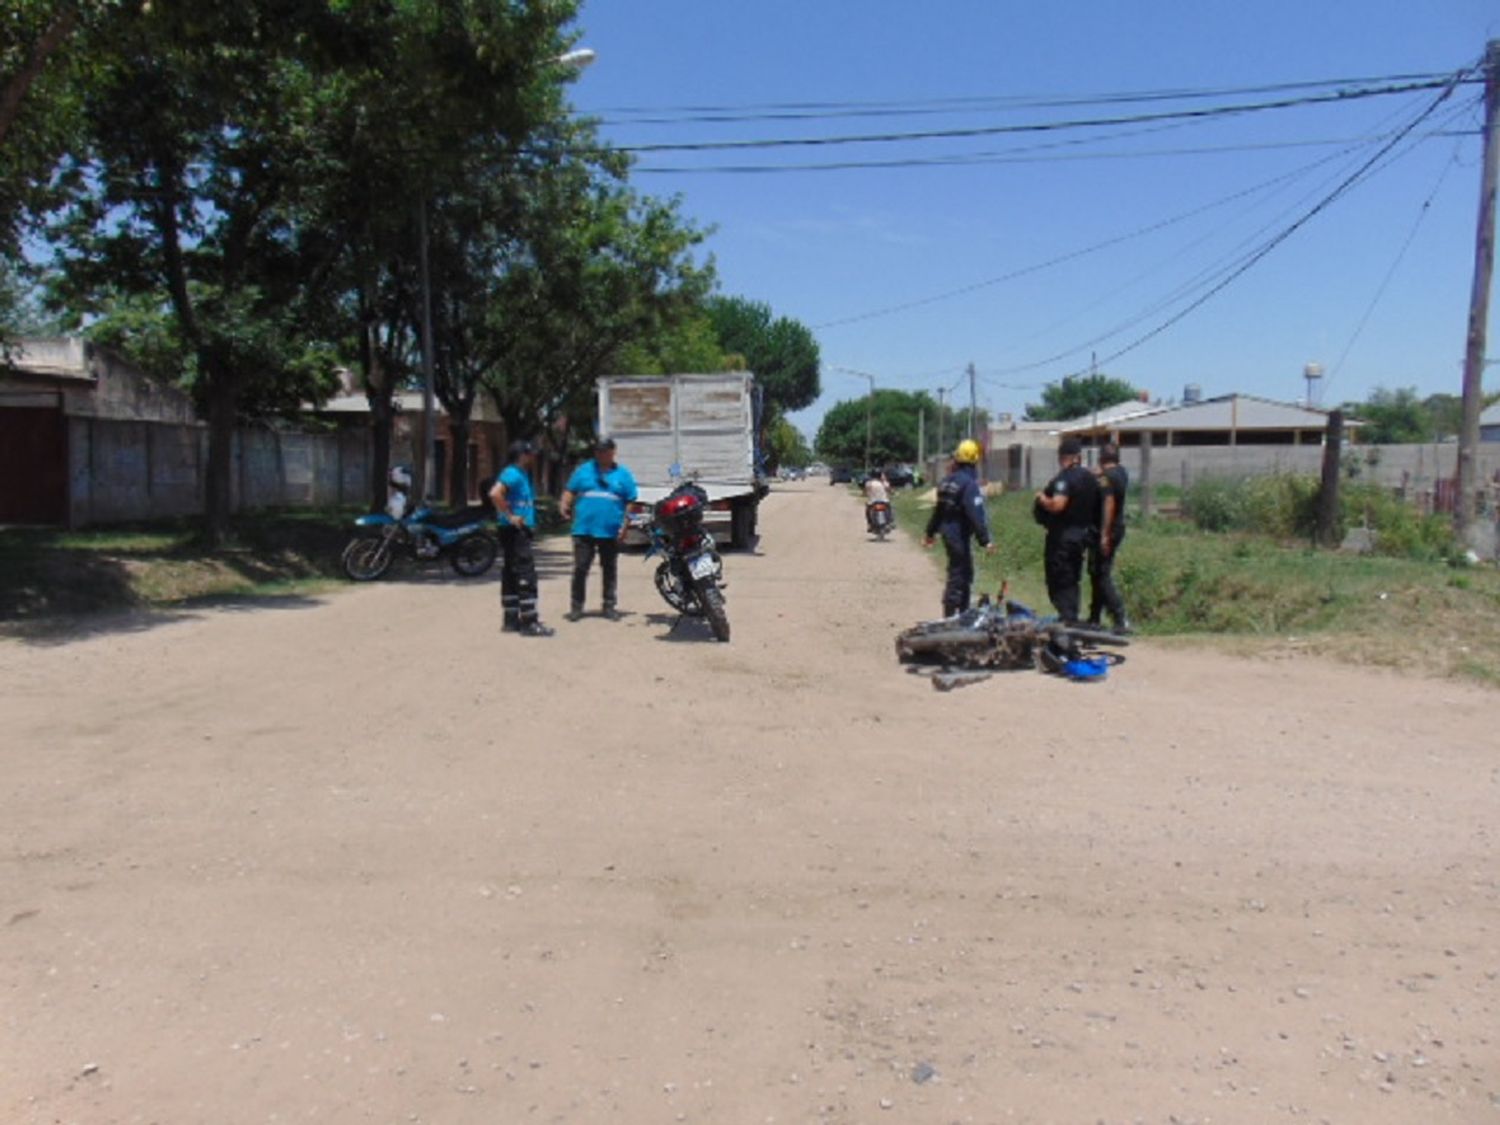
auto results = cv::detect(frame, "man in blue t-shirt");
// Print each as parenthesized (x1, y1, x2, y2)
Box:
(487, 440, 553, 637)
(559, 437, 638, 621)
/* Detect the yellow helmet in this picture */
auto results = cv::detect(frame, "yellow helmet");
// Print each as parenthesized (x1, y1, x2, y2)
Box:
(954, 439, 981, 464)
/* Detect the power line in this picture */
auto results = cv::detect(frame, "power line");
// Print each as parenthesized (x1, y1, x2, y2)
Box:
(631, 126, 1480, 175)
(589, 71, 1468, 124)
(1323, 143, 1467, 395)
(1027, 66, 1474, 379)
(591, 77, 1465, 156)
(982, 97, 1477, 363)
(810, 110, 1439, 332)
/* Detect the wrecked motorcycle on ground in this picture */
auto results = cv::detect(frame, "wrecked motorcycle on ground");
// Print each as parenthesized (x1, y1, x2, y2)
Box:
(896, 588, 1128, 688)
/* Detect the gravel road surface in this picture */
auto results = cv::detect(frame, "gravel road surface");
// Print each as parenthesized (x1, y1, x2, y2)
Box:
(3, 483, 1496, 1123)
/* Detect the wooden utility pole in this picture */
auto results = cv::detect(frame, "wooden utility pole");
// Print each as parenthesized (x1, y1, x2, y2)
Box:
(1457, 39, 1499, 540)
(917, 407, 925, 467)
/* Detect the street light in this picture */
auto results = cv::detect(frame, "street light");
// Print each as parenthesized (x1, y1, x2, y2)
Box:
(835, 367, 877, 472)
(415, 45, 596, 505)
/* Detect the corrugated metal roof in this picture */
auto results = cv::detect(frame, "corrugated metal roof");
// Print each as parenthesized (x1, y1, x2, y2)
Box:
(1056, 400, 1167, 433)
(1480, 400, 1500, 427)
(1108, 394, 1348, 432)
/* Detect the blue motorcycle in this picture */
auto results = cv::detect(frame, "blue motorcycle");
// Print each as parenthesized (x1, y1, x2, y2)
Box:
(341, 501, 497, 581)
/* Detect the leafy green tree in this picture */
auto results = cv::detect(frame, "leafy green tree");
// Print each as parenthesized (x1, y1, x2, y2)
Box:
(766, 416, 811, 471)
(39, 0, 581, 535)
(706, 295, 820, 416)
(1421, 392, 1464, 442)
(1025, 373, 1141, 422)
(816, 388, 941, 467)
(476, 182, 713, 461)
(1346, 387, 1431, 444)
(613, 311, 724, 376)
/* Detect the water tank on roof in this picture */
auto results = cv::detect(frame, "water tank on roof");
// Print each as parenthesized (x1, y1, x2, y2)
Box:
(1183, 384, 1202, 403)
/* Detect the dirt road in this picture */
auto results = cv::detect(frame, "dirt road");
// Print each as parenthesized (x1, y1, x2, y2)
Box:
(3, 483, 1497, 1124)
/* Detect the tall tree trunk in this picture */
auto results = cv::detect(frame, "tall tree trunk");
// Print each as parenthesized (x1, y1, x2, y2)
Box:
(370, 396, 393, 512)
(203, 377, 238, 544)
(446, 412, 471, 507)
(0, 7, 77, 148)
(359, 322, 394, 512)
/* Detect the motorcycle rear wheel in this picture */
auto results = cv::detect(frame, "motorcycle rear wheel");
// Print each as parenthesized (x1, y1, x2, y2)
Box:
(449, 533, 497, 577)
(342, 535, 394, 581)
(697, 580, 731, 643)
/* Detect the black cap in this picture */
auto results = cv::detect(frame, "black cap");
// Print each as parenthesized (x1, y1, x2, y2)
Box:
(507, 439, 535, 462)
(1058, 437, 1083, 457)
(595, 436, 617, 451)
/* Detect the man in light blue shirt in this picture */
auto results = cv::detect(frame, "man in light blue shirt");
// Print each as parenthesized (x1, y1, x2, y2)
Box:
(487, 440, 553, 637)
(559, 437, 638, 621)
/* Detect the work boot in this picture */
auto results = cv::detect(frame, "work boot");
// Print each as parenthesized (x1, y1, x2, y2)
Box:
(1114, 615, 1134, 636)
(602, 605, 623, 621)
(518, 621, 554, 638)
(565, 605, 584, 622)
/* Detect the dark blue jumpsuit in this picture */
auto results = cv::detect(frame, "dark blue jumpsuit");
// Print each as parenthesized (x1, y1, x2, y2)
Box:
(925, 463, 992, 617)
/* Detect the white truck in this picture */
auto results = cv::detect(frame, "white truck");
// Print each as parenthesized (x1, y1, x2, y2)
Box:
(597, 372, 767, 550)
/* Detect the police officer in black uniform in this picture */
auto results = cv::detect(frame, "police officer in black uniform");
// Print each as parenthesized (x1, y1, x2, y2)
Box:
(1087, 441, 1132, 633)
(1034, 436, 1098, 624)
(922, 439, 995, 617)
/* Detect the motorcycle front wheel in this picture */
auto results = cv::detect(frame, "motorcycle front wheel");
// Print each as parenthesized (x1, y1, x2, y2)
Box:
(696, 579, 731, 643)
(655, 561, 698, 615)
(449, 533, 497, 577)
(342, 535, 394, 581)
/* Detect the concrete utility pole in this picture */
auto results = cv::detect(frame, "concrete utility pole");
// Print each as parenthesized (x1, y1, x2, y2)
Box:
(936, 386, 948, 463)
(1457, 39, 1499, 540)
(967, 362, 978, 441)
(917, 406, 925, 466)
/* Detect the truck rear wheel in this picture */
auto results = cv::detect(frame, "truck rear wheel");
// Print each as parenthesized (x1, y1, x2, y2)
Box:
(730, 501, 756, 551)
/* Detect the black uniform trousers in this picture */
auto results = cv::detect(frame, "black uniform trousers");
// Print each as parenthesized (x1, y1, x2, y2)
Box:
(1088, 529, 1127, 626)
(571, 535, 620, 612)
(1044, 527, 1090, 624)
(498, 525, 541, 629)
(941, 530, 975, 617)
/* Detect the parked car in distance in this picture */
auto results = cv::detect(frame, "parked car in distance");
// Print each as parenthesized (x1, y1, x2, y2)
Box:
(883, 464, 920, 488)
(828, 465, 854, 485)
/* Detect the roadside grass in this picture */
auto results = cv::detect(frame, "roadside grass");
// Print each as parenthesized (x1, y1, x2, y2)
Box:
(894, 488, 1500, 685)
(0, 509, 357, 627)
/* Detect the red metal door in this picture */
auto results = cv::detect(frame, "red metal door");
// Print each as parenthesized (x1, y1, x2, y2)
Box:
(0, 406, 68, 524)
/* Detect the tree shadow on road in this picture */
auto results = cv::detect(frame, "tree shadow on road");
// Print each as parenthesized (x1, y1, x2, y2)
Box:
(2, 592, 329, 648)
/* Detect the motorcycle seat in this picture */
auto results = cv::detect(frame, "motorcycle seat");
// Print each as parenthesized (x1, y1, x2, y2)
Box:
(426, 504, 492, 529)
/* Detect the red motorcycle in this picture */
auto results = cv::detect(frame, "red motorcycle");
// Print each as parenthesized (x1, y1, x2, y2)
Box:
(640, 482, 730, 642)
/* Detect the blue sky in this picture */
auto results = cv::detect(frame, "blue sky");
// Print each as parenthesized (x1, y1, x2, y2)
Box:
(567, 1, 1499, 440)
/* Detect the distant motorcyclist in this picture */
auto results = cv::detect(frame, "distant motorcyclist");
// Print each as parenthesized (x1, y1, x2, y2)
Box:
(922, 440, 995, 617)
(863, 471, 890, 504)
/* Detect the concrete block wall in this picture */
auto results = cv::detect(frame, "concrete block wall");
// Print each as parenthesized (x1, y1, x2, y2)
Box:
(69, 418, 372, 526)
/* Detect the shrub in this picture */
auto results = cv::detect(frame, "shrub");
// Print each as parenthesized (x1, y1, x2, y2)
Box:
(1182, 476, 1246, 532)
(1340, 482, 1455, 561)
